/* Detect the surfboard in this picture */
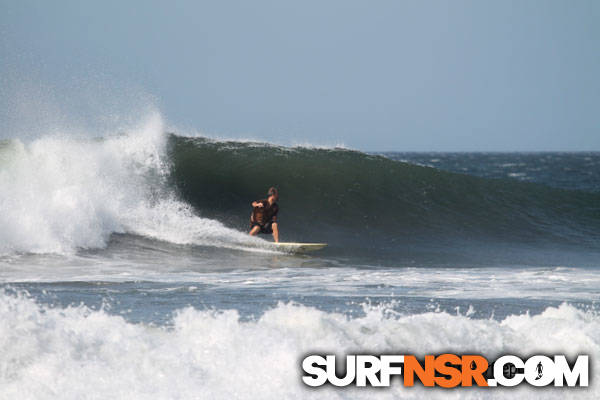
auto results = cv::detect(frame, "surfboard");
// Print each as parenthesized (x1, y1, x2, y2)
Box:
(271, 242, 327, 253)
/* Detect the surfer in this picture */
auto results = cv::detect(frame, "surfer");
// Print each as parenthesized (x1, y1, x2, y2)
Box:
(535, 361, 543, 380)
(249, 187, 280, 242)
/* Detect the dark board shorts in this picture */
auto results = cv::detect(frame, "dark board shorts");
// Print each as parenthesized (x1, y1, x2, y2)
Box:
(251, 221, 276, 234)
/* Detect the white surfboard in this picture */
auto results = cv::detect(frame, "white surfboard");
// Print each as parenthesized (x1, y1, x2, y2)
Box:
(271, 242, 327, 254)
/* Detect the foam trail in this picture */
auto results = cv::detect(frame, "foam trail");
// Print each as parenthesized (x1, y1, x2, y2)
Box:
(0, 113, 258, 255)
(0, 291, 597, 399)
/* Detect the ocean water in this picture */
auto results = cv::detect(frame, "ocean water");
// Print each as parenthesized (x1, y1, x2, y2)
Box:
(1, 113, 599, 399)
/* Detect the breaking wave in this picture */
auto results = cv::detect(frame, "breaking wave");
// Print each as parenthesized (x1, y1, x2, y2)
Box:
(0, 290, 598, 399)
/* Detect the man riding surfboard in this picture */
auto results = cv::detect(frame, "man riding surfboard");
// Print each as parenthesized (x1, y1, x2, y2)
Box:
(249, 187, 279, 242)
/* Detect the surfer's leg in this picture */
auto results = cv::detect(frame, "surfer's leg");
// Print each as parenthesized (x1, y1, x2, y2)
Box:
(271, 222, 279, 243)
(249, 225, 261, 236)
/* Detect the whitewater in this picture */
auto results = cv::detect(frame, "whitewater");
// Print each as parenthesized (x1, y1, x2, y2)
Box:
(0, 113, 262, 255)
(1, 112, 600, 399)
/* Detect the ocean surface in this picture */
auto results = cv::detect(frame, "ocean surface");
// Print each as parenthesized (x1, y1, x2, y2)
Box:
(1, 114, 599, 399)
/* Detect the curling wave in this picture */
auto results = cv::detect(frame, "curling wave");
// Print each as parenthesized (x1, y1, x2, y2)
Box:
(1, 118, 599, 262)
(168, 136, 600, 257)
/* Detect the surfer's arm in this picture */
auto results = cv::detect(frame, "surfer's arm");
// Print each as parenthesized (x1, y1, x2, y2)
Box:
(252, 201, 264, 208)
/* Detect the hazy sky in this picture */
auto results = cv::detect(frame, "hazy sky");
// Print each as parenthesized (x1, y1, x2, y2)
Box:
(1, 0, 598, 151)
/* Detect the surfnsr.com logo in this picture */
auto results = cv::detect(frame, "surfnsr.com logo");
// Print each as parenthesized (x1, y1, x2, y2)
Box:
(302, 354, 588, 388)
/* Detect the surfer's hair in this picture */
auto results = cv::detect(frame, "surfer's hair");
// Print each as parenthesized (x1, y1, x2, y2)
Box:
(268, 187, 279, 199)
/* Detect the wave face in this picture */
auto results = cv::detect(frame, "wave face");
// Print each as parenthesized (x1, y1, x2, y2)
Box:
(1, 290, 598, 399)
(169, 137, 600, 261)
(1, 121, 599, 262)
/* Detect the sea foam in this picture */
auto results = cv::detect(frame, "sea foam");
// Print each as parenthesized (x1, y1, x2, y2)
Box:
(0, 113, 257, 255)
(0, 291, 598, 399)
